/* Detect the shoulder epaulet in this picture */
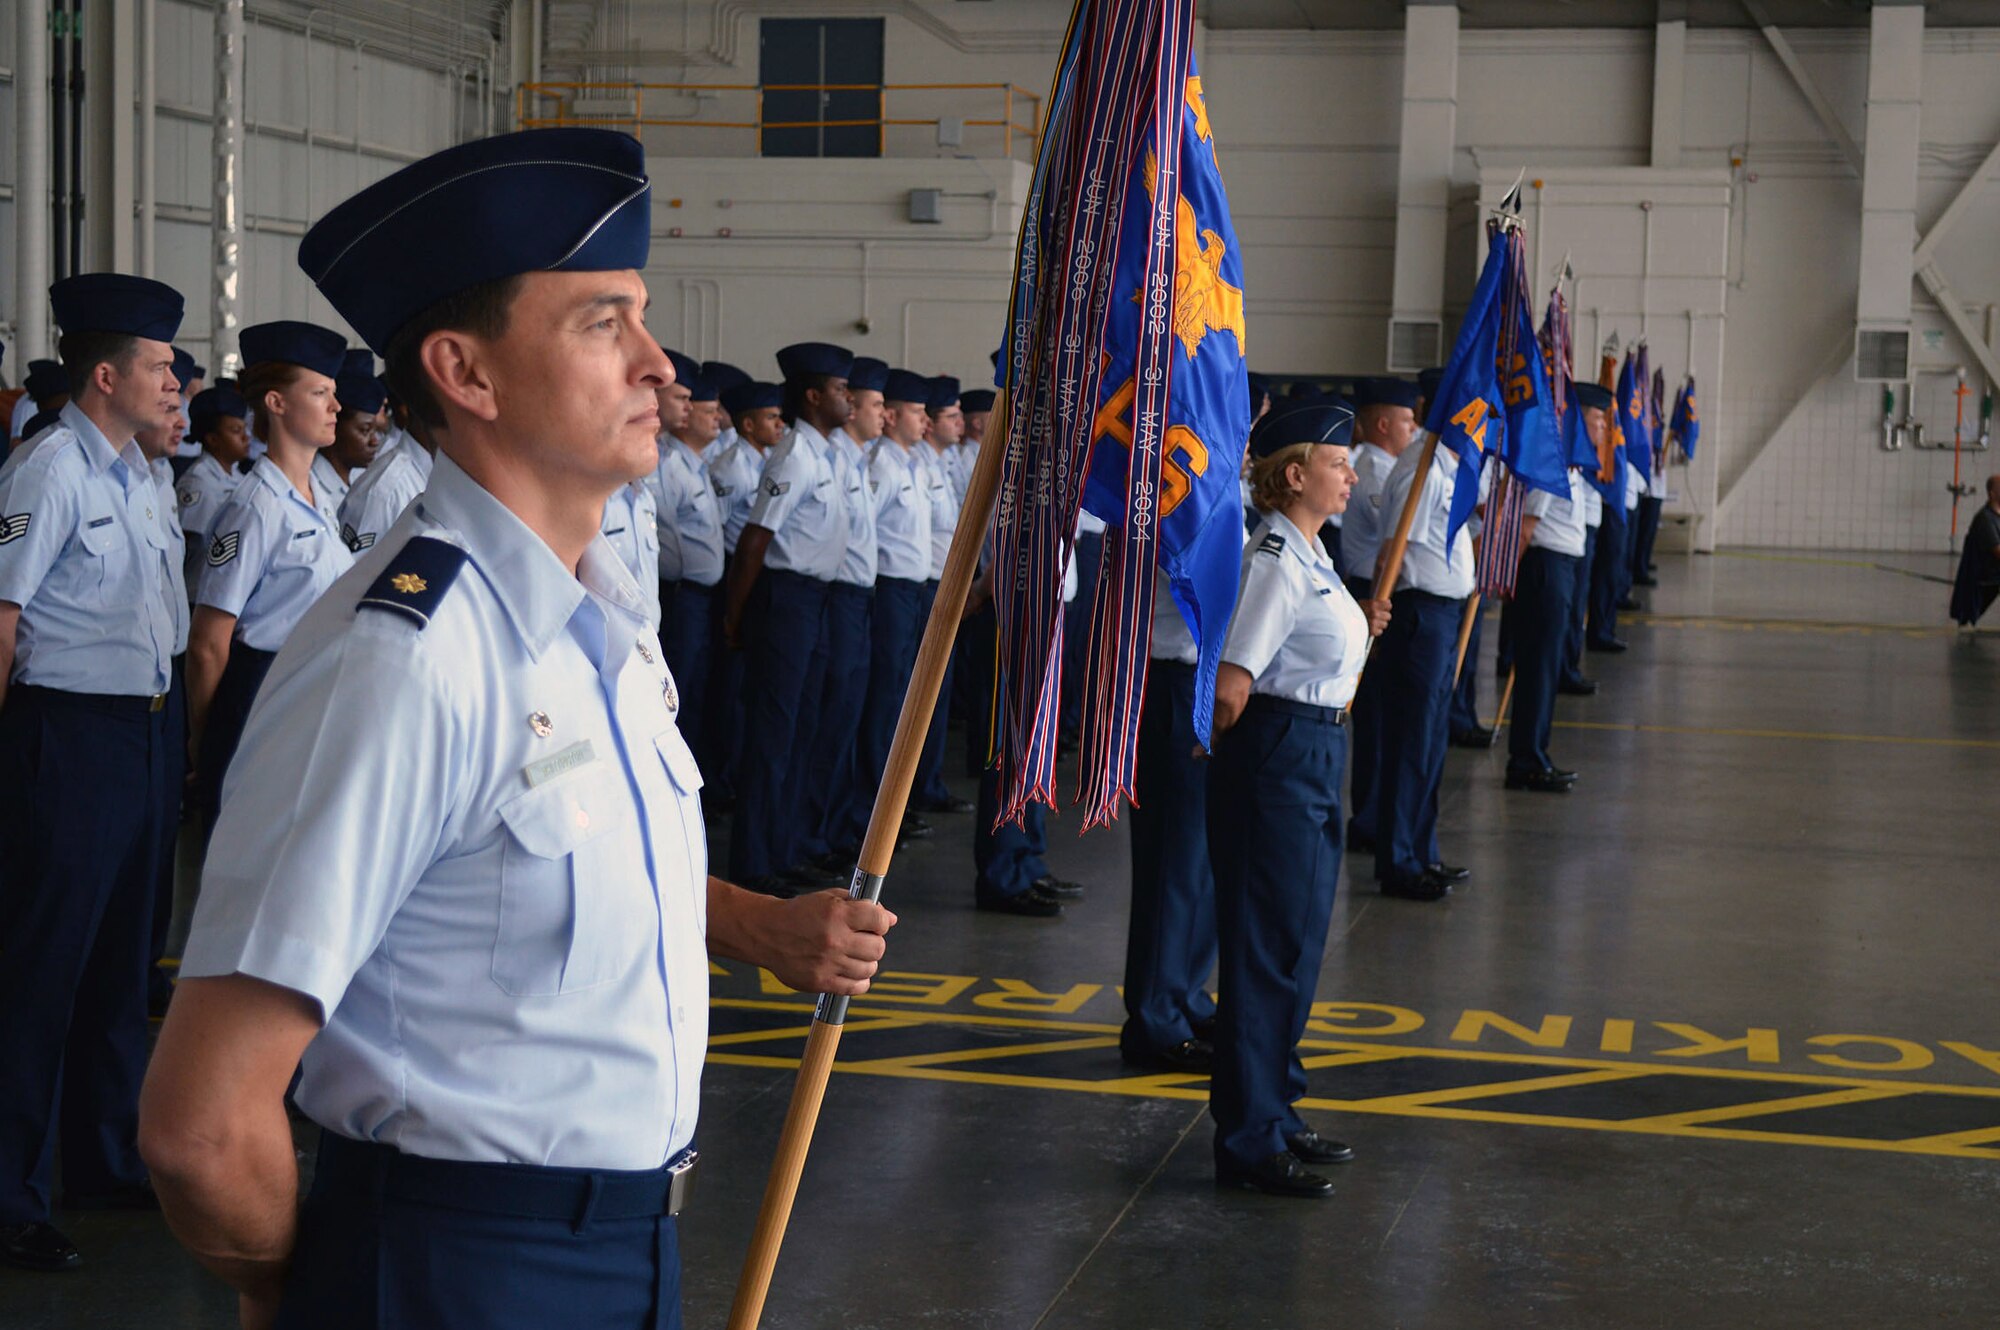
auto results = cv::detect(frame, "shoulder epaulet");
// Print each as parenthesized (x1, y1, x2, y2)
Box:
(357, 536, 467, 629)
(1257, 531, 1287, 558)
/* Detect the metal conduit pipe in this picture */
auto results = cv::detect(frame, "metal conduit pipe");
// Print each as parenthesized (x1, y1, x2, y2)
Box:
(139, 0, 156, 277)
(213, 0, 246, 372)
(14, 0, 51, 362)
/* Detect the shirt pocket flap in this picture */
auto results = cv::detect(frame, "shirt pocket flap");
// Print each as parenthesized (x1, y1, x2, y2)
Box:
(498, 762, 626, 859)
(654, 727, 705, 795)
(79, 517, 123, 554)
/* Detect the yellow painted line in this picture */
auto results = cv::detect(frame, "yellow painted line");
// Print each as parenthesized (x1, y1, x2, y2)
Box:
(705, 1015, 912, 1048)
(843, 1034, 1117, 1072)
(1896, 1124, 2000, 1150)
(1622, 1085, 1911, 1130)
(1551, 718, 2000, 750)
(716, 996, 1123, 1036)
(1351, 1067, 1647, 1111)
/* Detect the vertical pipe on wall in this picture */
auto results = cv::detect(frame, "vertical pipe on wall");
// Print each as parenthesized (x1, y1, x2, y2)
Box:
(68, 0, 86, 272)
(213, 0, 247, 371)
(50, 0, 68, 281)
(15, 0, 51, 362)
(139, 0, 156, 277)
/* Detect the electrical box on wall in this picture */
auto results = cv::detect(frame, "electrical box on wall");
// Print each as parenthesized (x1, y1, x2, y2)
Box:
(908, 189, 944, 224)
(1854, 328, 1911, 382)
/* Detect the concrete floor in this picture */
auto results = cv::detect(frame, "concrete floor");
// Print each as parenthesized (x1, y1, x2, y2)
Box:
(6, 546, 1999, 1329)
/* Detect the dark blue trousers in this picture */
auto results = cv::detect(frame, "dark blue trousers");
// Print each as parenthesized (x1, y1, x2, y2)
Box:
(1631, 494, 1664, 579)
(1372, 590, 1460, 884)
(703, 564, 747, 804)
(0, 686, 171, 1221)
(916, 580, 960, 806)
(1447, 600, 1483, 737)
(658, 580, 715, 758)
(150, 658, 189, 1008)
(1507, 547, 1578, 777)
(1209, 698, 1347, 1170)
(798, 583, 872, 862)
(1123, 661, 1218, 1056)
(275, 1133, 682, 1330)
(963, 600, 1048, 898)
(1343, 575, 1381, 843)
(839, 577, 927, 853)
(728, 570, 829, 880)
(1588, 512, 1627, 645)
(196, 643, 277, 835)
(1564, 531, 1596, 686)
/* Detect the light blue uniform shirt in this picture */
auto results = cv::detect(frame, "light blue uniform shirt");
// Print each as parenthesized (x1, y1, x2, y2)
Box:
(312, 453, 356, 525)
(601, 480, 662, 629)
(706, 437, 765, 554)
(747, 421, 843, 580)
(647, 437, 726, 588)
(196, 457, 356, 652)
(829, 427, 878, 588)
(0, 402, 176, 694)
(175, 451, 243, 583)
(1526, 469, 1592, 557)
(1223, 516, 1369, 710)
(1338, 442, 1399, 583)
(152, 458, 191, 655)
(916, 441, 959, 580)
(180, 451, 709, 1170)
(867, 439, 932, 583)
(338, 436, 432, 554)
(1381, 442, 1475, 599)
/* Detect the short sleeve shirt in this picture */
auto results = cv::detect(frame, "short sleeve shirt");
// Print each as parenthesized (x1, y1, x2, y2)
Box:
(647, 438, 726, 588)
(867, 440, 933, 583)
(600, 480, 662, 629)
(705, 438, 765, 554)
(1221, 516, 1369, 709)
(1525, 469, 1591, 557)
(828, 428, 878, 588)
(1381, 443, 1475, 599)
(338, 437, 432, 555)
(745, 422, 843, 580)
(196, 458, 356, 652)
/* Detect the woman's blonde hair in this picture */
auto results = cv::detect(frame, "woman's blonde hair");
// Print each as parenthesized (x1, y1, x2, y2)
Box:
(238, 361, 306, 444)
(1248, 442, 1316, 513)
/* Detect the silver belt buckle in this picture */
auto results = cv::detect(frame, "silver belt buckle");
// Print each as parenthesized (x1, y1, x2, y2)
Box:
(667, 1150, 698, 1215)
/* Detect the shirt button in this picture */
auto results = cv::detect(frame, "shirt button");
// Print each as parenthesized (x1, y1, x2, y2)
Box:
(574, 808, 590, 829)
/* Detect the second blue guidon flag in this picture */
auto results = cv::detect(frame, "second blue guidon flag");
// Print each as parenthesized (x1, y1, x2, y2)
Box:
(990, 0, 1250, 829)
(1671, 375, 1701, 459)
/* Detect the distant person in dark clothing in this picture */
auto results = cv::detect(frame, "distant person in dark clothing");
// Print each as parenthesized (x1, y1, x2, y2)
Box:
(1950, 474, 2000, 627)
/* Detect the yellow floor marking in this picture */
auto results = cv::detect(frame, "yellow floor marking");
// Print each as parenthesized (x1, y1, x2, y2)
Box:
(1621, 1085, 1911, 1130)
(1350, 1067, 1647, 1111)
(843, 1034, 1118, 1072)
(1895, 1124, 2000, 1150)
(1551, 718, 2000, 750)
(705, 1015, 912, 1048)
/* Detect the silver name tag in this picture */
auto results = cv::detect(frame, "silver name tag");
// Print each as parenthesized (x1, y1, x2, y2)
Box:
(522, 740, 595, 788)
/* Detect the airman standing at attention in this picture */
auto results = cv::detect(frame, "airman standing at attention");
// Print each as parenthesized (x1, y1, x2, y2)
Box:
(912, 375, 974, 817)
(648, 365, 726, 757)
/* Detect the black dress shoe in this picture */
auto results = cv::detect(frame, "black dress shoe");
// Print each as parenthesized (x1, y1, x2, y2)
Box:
(1346, 820, 1375, 854)
(975, 885, 1063, 917)
(1285, 1130, 1356, 1166)
(1428, 863, 1471, 883)
(0, 1222, 81, 1272)
(1449, 725, 1496, 749)
(917, 795, 976, 815)
(1505, 767, 1575, 793)
(1121, 1037, 1213, 1074)
(1032, 874, 1084, 900)
(1586, 636, 1628, 654)
(1546, 766, 1578, 782)
(1633, 574, 1658, 588)
(65, 1181, 158, 1211)
(1189, 1013, 1217, 1042)
(1381, 870, 1451, 901)
(1217, 1152, 1335, 1198)
(900, 813, 933, 840)
(1558, 677, 1599, 696)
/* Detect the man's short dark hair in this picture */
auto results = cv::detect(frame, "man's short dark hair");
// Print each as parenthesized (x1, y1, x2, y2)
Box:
(383, 274, 525, 430)
(781, 374, 833, 427)
(58, 331, 140, 396)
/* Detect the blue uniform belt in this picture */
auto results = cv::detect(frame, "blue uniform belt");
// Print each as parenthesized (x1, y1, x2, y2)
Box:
(1245, 694, 1347, 726)
(8, 682, 168, 714)
(765, 567, 831, 588)
(314, 1132, 698, 1223)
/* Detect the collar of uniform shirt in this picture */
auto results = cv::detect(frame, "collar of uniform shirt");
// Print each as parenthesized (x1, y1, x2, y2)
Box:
(417, 451, 650, 663)
(1263, 509, 1330, 564)
(60, 400, 144, 476)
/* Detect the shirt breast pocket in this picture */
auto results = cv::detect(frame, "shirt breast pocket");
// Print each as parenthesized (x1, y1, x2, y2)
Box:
(76, 517, 133, 600)
(492, 761, 652, 996)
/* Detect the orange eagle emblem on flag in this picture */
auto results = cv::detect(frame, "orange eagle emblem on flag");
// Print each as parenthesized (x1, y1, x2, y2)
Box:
(1141, 145, 1246, 363)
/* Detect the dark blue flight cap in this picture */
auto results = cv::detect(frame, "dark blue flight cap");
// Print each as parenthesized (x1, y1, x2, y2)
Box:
(1248, 399, 1355, 459)
(702, 360, 751, 393)
(1573, 382, 1615, 412)
(172, 347, 206, 387)
(342, 347, 376, 378)
(883, 369, 930, 404)
(961, 388, 996, 414)
(683, 375, 718, 403)
(299, 128, 652, 355)
(926, 375, 961, 413)
(189, 387, 250, 439)
(50, 273, 185, 343)
(337, 372, 388, 416)
(720, 381, 782, 419)
(1416, 367, 1443, 404)
(775, 342, 854, 384)
(25, 361, 68, 401)
(847, 356, 889, 394)
(1354, 376, 1420, 412)
(663, 347, 701, 388)
(239, 321, 348, 379)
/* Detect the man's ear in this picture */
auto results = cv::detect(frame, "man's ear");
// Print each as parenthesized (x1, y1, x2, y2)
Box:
(421, 329, 500, 424)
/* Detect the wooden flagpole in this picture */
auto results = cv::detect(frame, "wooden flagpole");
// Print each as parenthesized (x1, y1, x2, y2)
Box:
(1493, 666, 1517, 732)
(1368, 433, 1439, 606)
(1450, 592, 1480, 686)
(725, 395, 1014, 1330)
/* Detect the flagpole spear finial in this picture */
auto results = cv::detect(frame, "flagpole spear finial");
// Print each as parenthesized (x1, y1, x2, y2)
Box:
(1490, 168, 1527, 230)
(1556, 251, 1574, 286)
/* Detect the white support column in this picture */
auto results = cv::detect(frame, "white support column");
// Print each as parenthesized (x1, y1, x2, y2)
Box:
(138, 0, 156, 277)
(1387, 1, 1458, 371)
(1856, 3, 1923, 339)
(1650, 15, 1686, 168)
(212, 0, 246, 372)
(15, 0, 51, 363)
(87, 0, 139, 272)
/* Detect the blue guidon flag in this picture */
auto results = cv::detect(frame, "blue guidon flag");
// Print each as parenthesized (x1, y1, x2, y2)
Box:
(1671, 375, 1701, 460)
(990, 0, 1250, 829)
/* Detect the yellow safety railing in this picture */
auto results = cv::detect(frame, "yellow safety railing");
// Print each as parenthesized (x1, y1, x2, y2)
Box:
(516, 81, 1042, 159)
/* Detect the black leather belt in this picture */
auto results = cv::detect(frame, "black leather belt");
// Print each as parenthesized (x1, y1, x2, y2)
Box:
(315, 1132, 697, 1225)
(1245, 694, 1348, 726)
(9, 683, 167, 714)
